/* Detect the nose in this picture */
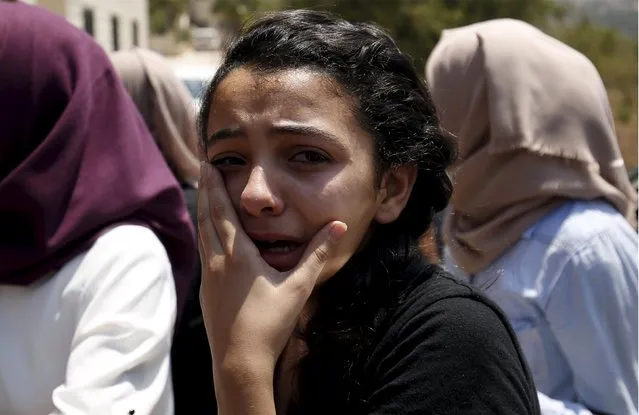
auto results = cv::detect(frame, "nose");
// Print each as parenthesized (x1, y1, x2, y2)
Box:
(240, 166, 284, 217)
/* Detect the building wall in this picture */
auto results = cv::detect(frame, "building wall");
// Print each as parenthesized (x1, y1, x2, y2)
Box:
(29, 0, 149, 52)
(66, 0, 149, 52)
(31, 0, 65, 14)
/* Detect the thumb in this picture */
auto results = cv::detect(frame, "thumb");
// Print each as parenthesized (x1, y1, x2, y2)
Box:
(288, 221, 348, 286)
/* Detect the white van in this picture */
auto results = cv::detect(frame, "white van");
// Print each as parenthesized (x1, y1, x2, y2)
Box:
(191, 27, 222, 51)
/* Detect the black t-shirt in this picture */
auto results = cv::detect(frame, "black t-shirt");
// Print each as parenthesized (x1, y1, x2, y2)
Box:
(353, 263, 541, 414)
(172, 254, 541, 414)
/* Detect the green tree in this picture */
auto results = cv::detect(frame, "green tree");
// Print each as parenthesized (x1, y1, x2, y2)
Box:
(211, 0, 637, 166)
(213, 0, 285, 33)
(150, 0, 191, 34)
(553, 17, 638, 166)
(214, 0, 564, 65)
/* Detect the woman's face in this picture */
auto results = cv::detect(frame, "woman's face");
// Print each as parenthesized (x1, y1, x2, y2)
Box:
(204, 67, 411, 282)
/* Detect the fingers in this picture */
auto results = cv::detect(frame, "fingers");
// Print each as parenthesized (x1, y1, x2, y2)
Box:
(289, 221, 347, 288)
(197, 163, 222, 258)
(201, 163, 258, 257)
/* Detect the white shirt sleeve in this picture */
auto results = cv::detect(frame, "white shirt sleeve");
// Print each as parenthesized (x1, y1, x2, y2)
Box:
(49, 225, 177, 415)
(536, 392, 594, 415)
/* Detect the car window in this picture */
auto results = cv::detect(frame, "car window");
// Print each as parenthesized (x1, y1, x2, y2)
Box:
(181, 79, 206, 99)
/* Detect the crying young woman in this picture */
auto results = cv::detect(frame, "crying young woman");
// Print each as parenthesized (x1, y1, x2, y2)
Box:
(195, 10, 541, 415)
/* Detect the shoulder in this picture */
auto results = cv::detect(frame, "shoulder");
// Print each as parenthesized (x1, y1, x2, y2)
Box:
(364, 264, 540, 414)
(74, 224, 173, 297)
(376, 260, 526, 365)
(89, 224, 170, 261)
(389, 266, 519, 350)
(528, 201, 637, 292)
(525, 200, 634, 253)
(476, 200, 636, 290)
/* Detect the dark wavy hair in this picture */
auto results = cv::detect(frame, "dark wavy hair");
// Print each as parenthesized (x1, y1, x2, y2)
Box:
(198, 9, 456, 414)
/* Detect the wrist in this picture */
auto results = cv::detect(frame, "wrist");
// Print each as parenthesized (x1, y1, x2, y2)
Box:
(213, 353, 276, 388)
(213, 358, 276, 415)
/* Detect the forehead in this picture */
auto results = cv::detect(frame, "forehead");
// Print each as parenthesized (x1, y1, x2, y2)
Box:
(207, 67, 357, 125)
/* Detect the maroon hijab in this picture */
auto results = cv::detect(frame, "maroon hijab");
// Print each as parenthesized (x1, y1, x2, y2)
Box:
(0, 3, 196, 311)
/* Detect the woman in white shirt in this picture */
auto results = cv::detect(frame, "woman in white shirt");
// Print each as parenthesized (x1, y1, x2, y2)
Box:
(426, 19, 638, 415)
(0, 3, 196, 414)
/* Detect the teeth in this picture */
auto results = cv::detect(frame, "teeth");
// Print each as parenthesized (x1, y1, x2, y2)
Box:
(266, 245, 295, 253)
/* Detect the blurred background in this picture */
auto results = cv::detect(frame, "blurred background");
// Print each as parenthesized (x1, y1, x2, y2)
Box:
(22, 0, 638, 177)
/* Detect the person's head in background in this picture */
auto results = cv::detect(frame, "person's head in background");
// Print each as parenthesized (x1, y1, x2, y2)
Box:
(199, 9, 455, 286)
(0, 2, 195, 308)
(111, 48, 200, 188)
(426, 18, 637, 274)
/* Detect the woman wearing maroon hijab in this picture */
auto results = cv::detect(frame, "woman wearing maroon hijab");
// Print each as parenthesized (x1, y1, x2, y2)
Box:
(0, 3, 196, 414)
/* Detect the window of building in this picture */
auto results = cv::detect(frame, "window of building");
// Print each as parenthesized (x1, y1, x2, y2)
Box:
(111, 15, 120, 51)
(132, 20, 139, 47)
(82, 8, 94, 37)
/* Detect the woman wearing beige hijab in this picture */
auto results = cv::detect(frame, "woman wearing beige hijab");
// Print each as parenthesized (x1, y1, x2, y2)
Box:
(111, 48, 201, 187)
(427, 19, 637, 415)
(111, 48, 215, 414)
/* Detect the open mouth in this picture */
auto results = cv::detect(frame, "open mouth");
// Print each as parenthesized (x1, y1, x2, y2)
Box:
(250, 238, 307, 271)
(253, 239, 303, 253)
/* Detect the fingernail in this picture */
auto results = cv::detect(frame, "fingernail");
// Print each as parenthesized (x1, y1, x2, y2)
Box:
(329, 222, 347, 243)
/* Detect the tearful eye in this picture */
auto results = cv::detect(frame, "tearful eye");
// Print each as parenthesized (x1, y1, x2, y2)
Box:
(212, 156, 246, 167)
(290, 150, 330, 164)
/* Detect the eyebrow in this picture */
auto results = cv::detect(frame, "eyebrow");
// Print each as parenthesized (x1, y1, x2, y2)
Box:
(208, 126, 244, 142)
(207, 123, 343, 147)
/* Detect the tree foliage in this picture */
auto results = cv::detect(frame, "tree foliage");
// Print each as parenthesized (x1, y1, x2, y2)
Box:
(150, 0, 191, 34)
(214, 0, 564, 64)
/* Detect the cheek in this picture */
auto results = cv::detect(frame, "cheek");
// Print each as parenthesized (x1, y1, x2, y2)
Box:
(292, 172, 379, 231)
(297, 174, 379, 283)
(219, 171, 249, 212)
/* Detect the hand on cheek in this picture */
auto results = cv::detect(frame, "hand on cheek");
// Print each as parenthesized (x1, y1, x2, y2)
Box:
(197, 162, 347, 380)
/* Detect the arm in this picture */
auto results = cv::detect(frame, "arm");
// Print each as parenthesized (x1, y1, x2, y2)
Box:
(365, 295, 540, 414)
(50, 226, 176, 415)
(213, 365, 276, 415)
(544, 232, 638, 415)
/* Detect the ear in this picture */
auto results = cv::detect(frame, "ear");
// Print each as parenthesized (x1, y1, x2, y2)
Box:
(375, 165, 417, 224)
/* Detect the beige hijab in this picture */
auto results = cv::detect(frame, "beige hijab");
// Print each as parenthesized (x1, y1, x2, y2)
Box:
(426, 19, 637, 274)
(111, 48, 200, 186)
